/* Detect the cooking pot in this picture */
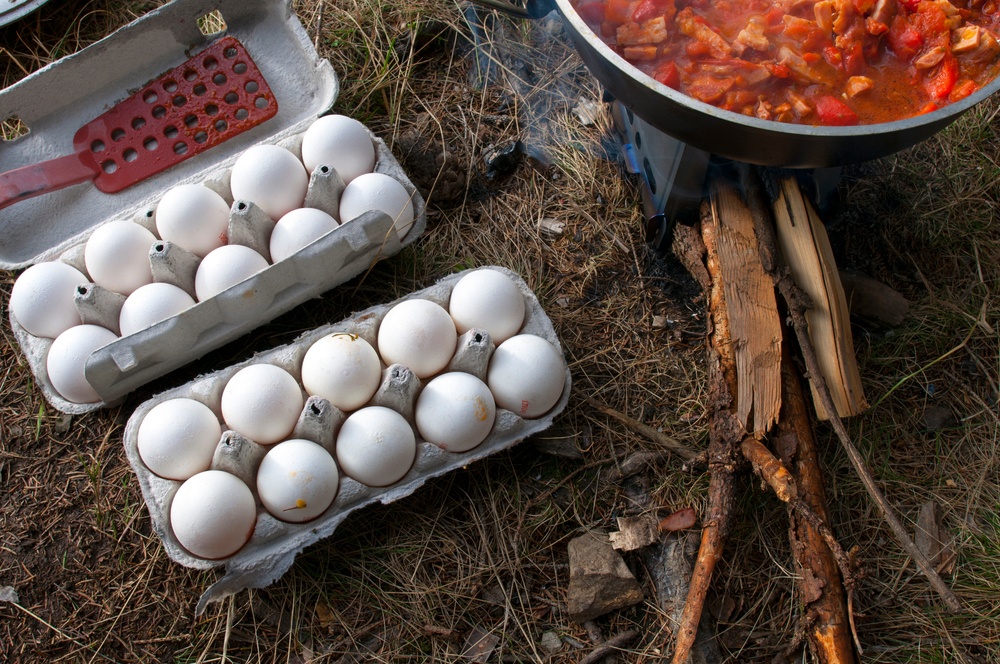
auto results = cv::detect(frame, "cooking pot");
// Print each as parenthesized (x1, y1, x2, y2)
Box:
(466, 0, 1000, 168)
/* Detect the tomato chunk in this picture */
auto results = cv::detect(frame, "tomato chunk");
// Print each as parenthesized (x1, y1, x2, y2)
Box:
(887, 15, 923, 61)
(654, 61, 681, 88)
(815, 95, 859, 125)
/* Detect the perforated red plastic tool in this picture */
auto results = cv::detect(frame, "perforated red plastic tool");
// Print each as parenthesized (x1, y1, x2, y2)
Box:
(0, 36, 277, 210)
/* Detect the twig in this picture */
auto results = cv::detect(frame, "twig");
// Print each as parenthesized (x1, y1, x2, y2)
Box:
(579, 629, 640, 664)
(776, 273, 963, 612)
(585, 398, 700, 464)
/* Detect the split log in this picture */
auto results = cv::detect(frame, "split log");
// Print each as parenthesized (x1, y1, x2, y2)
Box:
(770, 177, 867, 421)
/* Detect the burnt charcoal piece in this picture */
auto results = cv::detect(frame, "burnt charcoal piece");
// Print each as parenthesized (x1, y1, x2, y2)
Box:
(484, 140, 524, 179)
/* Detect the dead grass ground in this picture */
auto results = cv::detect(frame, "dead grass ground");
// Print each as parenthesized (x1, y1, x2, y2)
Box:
(0, 0, 998, 662)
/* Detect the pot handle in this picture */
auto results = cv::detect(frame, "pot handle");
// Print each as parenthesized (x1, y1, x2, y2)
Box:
(463, 0, 556, 19)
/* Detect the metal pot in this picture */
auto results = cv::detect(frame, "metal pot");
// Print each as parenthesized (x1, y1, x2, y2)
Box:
(469, 0, 1000, 168)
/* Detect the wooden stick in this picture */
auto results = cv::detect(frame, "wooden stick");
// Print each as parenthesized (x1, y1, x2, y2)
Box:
(671, 193, 744, 664)
(579, 629, 640, 664)
(585, 398, 700, 464)
(778, 273, 963, 612)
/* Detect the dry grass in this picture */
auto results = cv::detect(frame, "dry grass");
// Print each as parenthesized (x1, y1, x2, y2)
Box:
(1, 0, 999, 662)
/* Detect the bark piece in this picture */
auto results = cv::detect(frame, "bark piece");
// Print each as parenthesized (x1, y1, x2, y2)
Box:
(643, 531, 723, 664)
(915, 501, 956, 575)
(770, 177, 867, 420)
(566, 531, 645, 622)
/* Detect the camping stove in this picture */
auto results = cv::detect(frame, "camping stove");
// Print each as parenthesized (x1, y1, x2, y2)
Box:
(611, 102, 844, 252)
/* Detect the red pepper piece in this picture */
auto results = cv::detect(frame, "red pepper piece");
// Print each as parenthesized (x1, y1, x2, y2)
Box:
(815, 95, 860, 125)
(654, 61, 681, 88)
(923, 55, 959, 100)
(631, 0, 675, 24)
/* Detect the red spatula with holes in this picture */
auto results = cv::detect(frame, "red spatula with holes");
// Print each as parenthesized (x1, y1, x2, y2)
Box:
(0, 36, 277, 211)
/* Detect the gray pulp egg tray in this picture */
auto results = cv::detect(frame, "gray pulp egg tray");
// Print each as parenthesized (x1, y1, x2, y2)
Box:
(122, 267, 573, 614)
(0, 0, 425, 413)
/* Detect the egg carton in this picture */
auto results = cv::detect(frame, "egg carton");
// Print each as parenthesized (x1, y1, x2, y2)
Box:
(1, 0, 426, 413)
(122, 267, 572, 614)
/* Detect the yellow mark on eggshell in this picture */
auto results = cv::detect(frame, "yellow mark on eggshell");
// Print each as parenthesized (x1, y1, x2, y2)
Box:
(474, 397, 489, 421)
(283, 499, 308, 512)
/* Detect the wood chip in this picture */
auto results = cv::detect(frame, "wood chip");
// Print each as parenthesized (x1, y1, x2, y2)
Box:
(609, 514, 661, 551)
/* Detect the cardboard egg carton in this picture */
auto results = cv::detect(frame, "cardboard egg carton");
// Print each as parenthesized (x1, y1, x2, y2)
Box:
(0, 0, 425, 413)
(122, 267, 572, 614)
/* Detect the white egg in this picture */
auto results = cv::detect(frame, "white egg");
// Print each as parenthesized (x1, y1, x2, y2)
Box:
(448, 269, 526, 344)
(221, 363, 304, 445)
(170, 470, 257, 560)
(487, 334, 567, 419)
(339, 172, 415, 239)
(194, 244, 269, 301)
(300, 114, 376, 183)
(84, 220, 157, 295)
(119, 282, 196, 337)
(256, 438, 339, 523)
(415, 372, 496, 452)
(10, 261, 88, 338)
(269, 207, 340, 263)
(335, 406, 416, 487)
(301, 333, 382, 411)
(155, 184, 231, 258)
(230, 144, 308, 220)
(137, 398, 222, 480)
(377, 298, 457, 379)
(46, 324, 118, 404)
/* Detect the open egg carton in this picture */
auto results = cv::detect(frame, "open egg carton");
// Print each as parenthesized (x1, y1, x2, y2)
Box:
(122, 266, 572, 613)
(1, 0, 425, 414)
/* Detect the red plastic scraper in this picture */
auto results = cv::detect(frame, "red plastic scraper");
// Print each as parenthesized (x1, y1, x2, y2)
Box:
(0, 36, 277, 210)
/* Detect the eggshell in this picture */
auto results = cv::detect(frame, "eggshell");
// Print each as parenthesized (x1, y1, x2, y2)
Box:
(10, 261, 89, 338)
(269, 207, 340, 263)
(300, 114, 376, 183)
(448, 268, 526, 344)
(256, 438, 339, 523)
(335, 406, 416, 487)
(339, 172, 415, 239)
(137, 398, 222, 480)
(301, 333, 382, 411)
(170, 470, 256, 560)
(155, 184, 231, 258)
(376, 298, 457, 379)
(194, 244, 269, 301)
(230, 144, 309, 220)
(84, 220, 157, 295)
(415, 372, 496, 452)
(119, 282, 196, 337)
(46, 324, 118, 404)
(221, 364, 304, 445)
(487, 334, 567, 419)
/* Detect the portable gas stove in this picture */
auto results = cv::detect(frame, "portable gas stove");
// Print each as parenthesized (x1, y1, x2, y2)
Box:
(611, 101, 846, 253)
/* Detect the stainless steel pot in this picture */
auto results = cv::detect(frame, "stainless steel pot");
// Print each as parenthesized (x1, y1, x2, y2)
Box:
(468, 0, 1000, 168)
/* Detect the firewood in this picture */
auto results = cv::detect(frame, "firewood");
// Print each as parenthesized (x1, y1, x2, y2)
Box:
(769, 176, 867, 420)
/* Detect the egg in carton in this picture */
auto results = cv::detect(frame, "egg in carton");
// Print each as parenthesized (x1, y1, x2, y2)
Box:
(1, 0, 427, 414)
(122, 267, 572, 615)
